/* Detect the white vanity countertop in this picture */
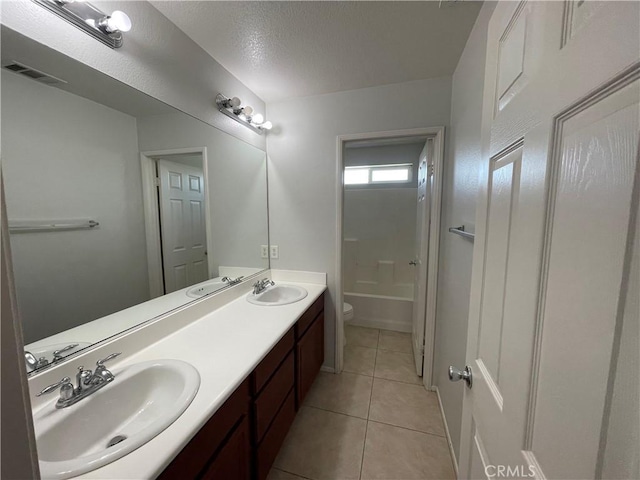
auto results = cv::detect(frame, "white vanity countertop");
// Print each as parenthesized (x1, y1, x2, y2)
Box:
(63, 280, 327, 479)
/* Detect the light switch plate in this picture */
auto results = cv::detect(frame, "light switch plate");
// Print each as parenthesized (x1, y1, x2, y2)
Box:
(270, 245, 279, 259)
(261, 245, 269, 259)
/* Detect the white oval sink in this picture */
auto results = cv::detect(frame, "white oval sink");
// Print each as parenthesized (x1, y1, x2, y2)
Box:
(247, 284, 308, 306)
(34, 359, 200, 479)
(186, 279, 227, 298)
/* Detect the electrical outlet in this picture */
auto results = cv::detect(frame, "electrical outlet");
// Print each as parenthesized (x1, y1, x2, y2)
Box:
(260, 245, 269, 259)
(270, 245, 279, 259)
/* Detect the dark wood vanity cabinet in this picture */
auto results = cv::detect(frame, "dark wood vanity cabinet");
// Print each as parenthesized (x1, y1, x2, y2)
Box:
(295, 296, 325, 407)
(158, 379, 251, 480)
(159, 293, 324, 480)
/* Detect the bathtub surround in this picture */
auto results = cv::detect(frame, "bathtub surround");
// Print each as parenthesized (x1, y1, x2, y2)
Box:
(267, 77, 452, 371)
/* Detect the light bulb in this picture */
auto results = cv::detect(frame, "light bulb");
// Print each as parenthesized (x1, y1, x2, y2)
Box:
(104, 10, 132, 33)
(229, 97, 241, 108)
(243, 106, 253, 116)
(252, 113, 264, 124)
(261, 121, 273, 130)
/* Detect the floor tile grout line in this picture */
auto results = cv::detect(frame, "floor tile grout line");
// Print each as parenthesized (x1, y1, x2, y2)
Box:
(367, 418, 447, 439)
(371, 373, 423, 386)
(304, 404, 368, 420)
(359, 346, 377, 480)
(372, 375, 431, 387)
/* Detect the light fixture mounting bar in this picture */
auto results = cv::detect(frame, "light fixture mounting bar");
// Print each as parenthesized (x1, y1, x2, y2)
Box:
(33, 0, 125, 48)
(216, 93, 264, 135)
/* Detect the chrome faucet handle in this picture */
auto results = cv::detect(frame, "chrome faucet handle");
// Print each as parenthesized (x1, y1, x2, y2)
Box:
(222, 276, 231, 282)
(36, 376, 72, 397)
(52, 343, 79, 361)
(96, 352, 121, 366)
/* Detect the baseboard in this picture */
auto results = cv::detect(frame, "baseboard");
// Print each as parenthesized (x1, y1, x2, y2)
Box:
(348, 317, 412, 333)
(320, 365, 335, 373)
(435, 386, 459, 478)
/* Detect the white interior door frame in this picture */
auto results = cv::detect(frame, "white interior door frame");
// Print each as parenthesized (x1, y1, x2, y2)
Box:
(335, 126, 445, 389)
(140, 147, 212, 298)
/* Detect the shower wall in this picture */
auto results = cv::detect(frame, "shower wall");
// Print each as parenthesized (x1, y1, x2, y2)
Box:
(343, 143, 423, 331)
(343, 188, 416, 294)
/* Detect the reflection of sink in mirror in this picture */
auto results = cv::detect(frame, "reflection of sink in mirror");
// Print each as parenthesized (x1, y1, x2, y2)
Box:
(186, 278, 227, 298)
(33, 359, 200, 479)
(25, 342, 91, 373)
(247, 285, 308, 306)
(2, 29, 269, 373)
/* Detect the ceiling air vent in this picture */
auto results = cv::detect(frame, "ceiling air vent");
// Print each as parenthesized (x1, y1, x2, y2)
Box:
(2, 62, 67, 86)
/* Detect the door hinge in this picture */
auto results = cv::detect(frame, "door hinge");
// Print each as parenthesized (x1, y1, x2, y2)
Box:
(154, 177, 160, 187)
(428, 165, 434, 176)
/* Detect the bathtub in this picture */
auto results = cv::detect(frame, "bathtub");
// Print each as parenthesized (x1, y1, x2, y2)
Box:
(344, 282, 414, 333)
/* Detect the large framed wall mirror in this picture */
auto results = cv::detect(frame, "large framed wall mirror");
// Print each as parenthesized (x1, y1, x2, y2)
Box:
(1, 28, 270, 375)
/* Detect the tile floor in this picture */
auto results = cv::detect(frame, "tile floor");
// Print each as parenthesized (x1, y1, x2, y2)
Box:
(268, 326, 455, 480)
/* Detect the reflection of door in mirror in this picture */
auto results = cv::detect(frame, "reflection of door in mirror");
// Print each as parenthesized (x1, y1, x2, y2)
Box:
(157, 157, 208, 293)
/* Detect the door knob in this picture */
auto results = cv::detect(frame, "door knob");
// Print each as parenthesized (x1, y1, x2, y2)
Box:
(449, 365, 472, 388)
(409, 260, 418, 266)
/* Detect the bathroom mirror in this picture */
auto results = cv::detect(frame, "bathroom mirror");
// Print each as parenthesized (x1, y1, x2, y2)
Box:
(1, 28, 269, 375)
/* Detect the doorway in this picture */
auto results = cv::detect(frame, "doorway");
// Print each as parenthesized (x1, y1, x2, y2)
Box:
(336, 127, 445, 389)
(140, 147, 213, 297)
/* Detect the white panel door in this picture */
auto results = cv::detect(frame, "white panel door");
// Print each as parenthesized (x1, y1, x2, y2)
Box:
(458, 2, 639, 479)
(412, 140, 433, 375)
(158, 160, 208, 293)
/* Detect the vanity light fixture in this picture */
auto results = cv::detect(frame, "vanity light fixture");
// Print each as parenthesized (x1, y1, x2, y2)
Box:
(33, 0, 132, 48)
(216, 93, 273, 135)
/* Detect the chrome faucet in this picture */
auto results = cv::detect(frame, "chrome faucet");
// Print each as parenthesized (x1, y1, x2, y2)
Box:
(222, 276, 244, 286)
(36, 353, 121, 408)
(25, 343, 80, 372)
(25, 351, 49, 371)
(252, 278, 275, 295)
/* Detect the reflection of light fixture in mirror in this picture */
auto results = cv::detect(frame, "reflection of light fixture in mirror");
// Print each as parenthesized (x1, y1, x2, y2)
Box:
(33, 0, 132, 48)
(215, 93, 273, 135)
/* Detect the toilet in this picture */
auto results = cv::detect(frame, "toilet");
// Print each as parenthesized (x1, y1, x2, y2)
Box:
(343, 302, 354, 347)
(343, 302, 354, 322)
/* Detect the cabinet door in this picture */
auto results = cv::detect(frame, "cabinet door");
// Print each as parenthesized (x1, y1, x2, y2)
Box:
(200, 416, 251, 480)
(296, 313, 324, 406)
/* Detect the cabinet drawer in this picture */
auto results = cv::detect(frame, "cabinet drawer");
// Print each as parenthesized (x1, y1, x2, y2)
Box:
(255, 390, 296, 480)
(296, 313, 324, 407)
(295, 294, 324, 339)
(254, 352, 294, 443)
(159, 380, 249, 480)
(252, 329, 294, 395)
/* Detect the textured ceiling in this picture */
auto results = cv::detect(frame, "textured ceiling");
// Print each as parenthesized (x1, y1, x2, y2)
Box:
(150, 1, 483, 102)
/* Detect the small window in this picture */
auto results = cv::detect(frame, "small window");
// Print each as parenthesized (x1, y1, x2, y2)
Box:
(344, 164, 412, 186)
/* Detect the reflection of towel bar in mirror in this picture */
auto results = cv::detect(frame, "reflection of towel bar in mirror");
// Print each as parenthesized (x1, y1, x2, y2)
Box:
(449, 225, 475, 240)
(8, 220, 100, 233)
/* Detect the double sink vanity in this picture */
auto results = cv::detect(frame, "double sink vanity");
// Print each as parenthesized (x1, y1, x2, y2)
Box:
(29, 274, 326, 479)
